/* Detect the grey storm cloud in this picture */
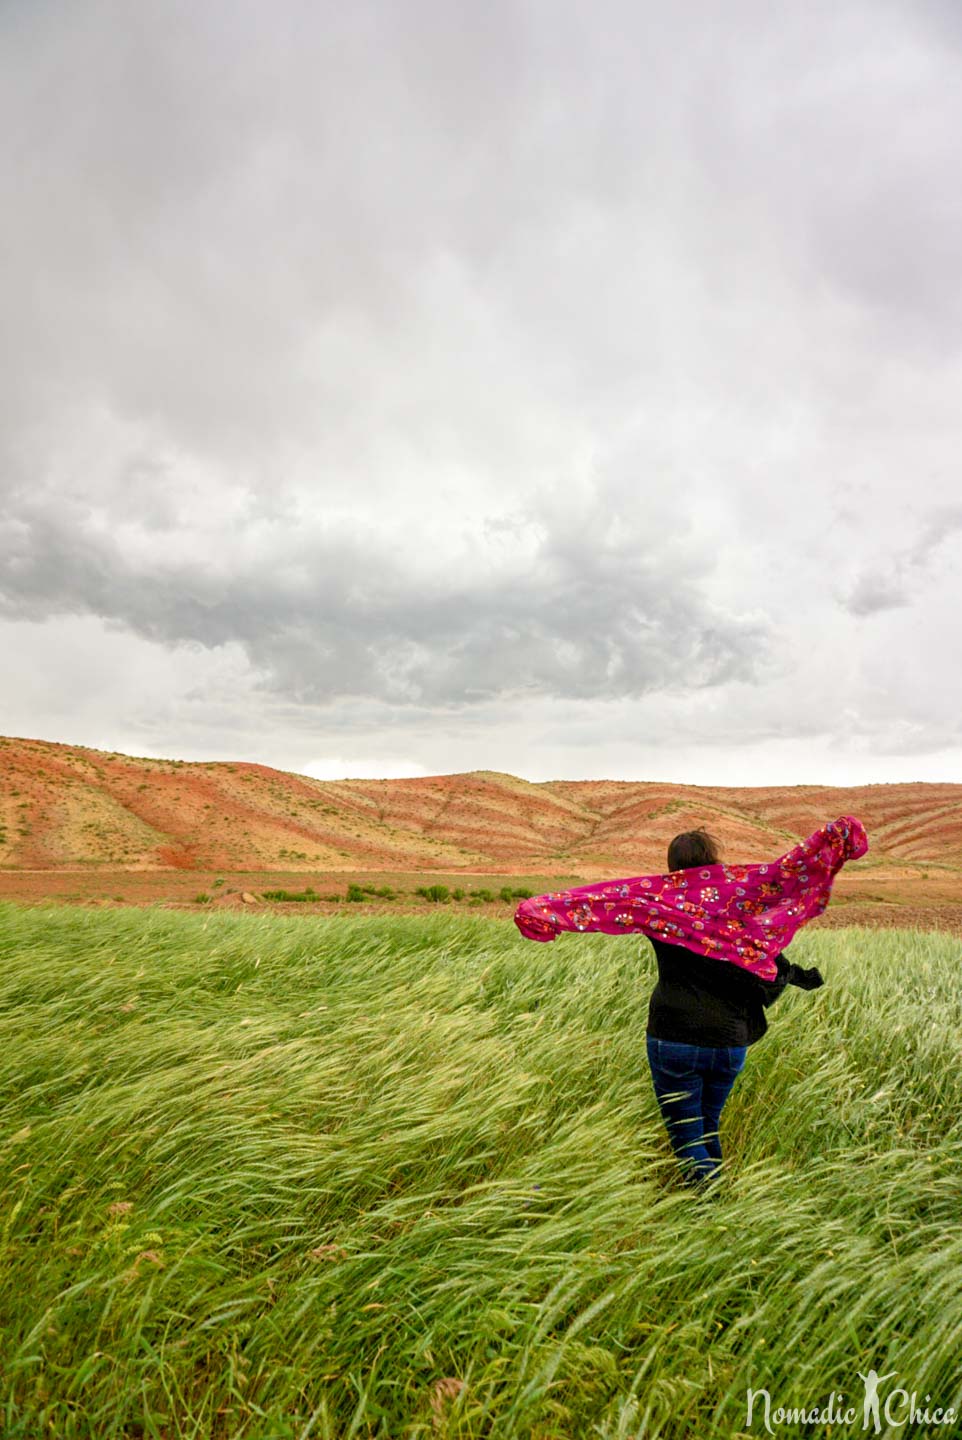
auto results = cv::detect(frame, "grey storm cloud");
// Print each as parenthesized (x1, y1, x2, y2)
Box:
(0, 480, 770, 705)
(844, 571, 910, 618)
(842, 507, 962, 617)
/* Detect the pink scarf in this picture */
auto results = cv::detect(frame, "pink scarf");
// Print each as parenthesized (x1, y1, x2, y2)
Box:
(513, 816, 868, 980)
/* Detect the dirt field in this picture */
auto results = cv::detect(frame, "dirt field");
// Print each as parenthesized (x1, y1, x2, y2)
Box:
(2, 865, 961, 937)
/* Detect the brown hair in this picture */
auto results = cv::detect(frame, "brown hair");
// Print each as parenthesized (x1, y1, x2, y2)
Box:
(667, 828, 721, 872)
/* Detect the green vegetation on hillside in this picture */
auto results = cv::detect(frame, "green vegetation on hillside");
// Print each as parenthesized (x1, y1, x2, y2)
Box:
(0, 906, 960, 1437)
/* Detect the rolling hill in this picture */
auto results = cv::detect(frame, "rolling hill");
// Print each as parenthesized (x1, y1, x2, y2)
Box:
(1, 735, 960, 876)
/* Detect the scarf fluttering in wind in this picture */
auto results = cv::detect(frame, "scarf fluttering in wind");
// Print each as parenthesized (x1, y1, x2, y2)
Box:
(513, 816, 868, 980)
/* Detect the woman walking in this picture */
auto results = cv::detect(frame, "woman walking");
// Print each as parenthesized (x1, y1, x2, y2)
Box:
(646, 827, 823, 1190)
(514, 813, 866, 1189)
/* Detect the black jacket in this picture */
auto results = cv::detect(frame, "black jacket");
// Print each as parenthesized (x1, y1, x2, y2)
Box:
(645, 937, 820, 1047)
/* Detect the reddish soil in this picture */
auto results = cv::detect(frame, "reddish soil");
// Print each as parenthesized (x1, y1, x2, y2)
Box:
(1, 735, 961, 932)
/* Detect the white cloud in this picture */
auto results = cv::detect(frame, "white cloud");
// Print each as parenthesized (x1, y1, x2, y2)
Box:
(1, 0, 960, 782)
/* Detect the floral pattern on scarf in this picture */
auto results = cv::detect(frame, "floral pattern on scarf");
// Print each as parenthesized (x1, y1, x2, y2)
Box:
(513, 816, 868, 979)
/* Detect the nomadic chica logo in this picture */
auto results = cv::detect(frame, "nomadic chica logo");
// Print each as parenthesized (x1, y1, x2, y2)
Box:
(746, 1370, 957, 1433)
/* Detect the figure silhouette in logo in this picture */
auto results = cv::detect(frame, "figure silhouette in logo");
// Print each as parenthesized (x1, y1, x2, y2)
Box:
(857, 1369, 896, 1433)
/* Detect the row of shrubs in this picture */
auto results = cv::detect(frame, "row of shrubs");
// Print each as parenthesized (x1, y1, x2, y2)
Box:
(193, 884, 536, 905)
(414, 885, 535, 904)
(261, 884, 398, 903)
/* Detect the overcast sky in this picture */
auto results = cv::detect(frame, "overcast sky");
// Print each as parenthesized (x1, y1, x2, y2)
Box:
(2, 0, 961, 786)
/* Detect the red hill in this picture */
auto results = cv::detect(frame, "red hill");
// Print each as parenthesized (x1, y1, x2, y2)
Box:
(1, 736, 960, 929)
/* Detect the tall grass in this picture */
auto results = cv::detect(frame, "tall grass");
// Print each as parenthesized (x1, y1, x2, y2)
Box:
(0, 903, 960, 1438)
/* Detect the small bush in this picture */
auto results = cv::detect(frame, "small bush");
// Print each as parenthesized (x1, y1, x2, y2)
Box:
(512, 887, 535, 899)
(452, 887, 465, 901)
(499, 886, 514, 903)
(471, 888, 496, 903)
(416, 885, 450, 904)
(213, 877, 225, 888)
(347, 884, 365, 903)
(193, 893, 212, 905)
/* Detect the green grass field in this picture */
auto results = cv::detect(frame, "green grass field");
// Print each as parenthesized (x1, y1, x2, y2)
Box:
(0, 903, 960, 1439)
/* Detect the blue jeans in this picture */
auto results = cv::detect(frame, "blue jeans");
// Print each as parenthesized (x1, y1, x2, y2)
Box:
(646, 1035, 747, 1186)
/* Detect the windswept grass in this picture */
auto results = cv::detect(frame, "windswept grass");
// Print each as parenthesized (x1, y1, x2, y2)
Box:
(0, 903, 960, 1437)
